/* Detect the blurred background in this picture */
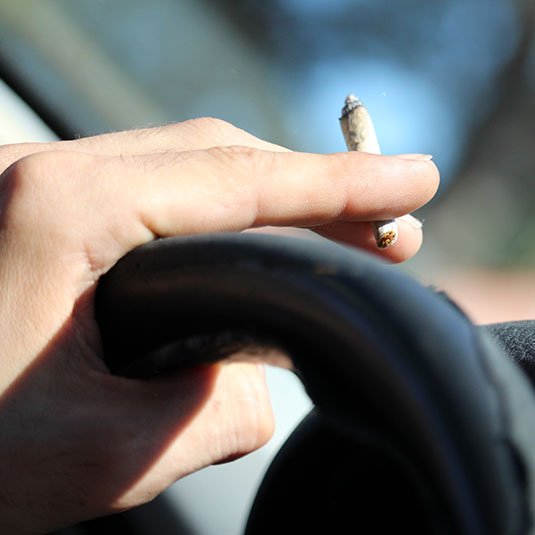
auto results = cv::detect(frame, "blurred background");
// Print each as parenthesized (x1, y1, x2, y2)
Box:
(0, 0, 533, 533)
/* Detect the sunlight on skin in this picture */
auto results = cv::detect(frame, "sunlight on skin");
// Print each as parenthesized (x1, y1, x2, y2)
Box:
(0, 118, 438, 533)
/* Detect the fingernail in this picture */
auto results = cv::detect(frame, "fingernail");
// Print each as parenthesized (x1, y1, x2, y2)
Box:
(395, 153, 434, 161)
(399, 214, 423, 229)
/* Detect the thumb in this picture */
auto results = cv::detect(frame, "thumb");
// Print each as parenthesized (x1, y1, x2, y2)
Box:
(94, 360, 274, 513)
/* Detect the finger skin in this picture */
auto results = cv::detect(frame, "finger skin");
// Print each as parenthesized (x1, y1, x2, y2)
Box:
(0, 146, 438, 274)
(0, 119, 439, 532)
(0, 117, 290, 174)
(0, 119, 438, 268)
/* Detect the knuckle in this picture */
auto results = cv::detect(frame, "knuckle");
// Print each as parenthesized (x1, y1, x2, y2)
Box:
(198, 145, 262, 223)
(0, 142, 44, 174)
(161, 117, 260, 150)
(206, 145, 270, 192)
(4, 151, 57, 195)
(0, 152, 58, 229)
(188, 116, 236, 134)
(0, 151, 94, 229)
(182, 116, 240, 142)
(207, 144, 265, 170)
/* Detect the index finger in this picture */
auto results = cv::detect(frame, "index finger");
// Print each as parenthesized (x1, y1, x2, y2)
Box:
(2, 147, 438, 279)
(80, 147, 439, 269)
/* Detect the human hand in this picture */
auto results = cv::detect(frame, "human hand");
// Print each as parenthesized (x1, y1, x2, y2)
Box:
(0, 118, 438, 533)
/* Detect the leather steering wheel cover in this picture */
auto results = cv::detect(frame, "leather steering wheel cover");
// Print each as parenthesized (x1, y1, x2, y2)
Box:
(95, 233, 535, 534)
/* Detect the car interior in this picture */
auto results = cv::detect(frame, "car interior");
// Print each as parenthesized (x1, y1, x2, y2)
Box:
(0, 1, 533, 533)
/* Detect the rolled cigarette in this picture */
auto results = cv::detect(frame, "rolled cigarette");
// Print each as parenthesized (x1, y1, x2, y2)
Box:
(339, 94, 398, 249)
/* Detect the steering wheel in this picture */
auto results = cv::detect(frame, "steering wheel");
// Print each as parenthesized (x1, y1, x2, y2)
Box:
(95, 233, 535, 535)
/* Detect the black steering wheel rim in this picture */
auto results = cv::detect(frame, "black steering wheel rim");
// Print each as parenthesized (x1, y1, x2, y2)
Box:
(95, 233, 535, 534)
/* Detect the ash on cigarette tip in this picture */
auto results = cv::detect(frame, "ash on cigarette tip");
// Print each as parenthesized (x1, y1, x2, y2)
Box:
(341, 94, 363, 118)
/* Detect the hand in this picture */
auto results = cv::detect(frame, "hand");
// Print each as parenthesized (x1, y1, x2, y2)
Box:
(0, 118, 439, 533)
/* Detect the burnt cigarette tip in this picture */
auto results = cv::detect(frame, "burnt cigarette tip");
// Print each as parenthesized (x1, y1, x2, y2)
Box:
(376, 230, 397, 249)
(340, 93, 363, 118)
